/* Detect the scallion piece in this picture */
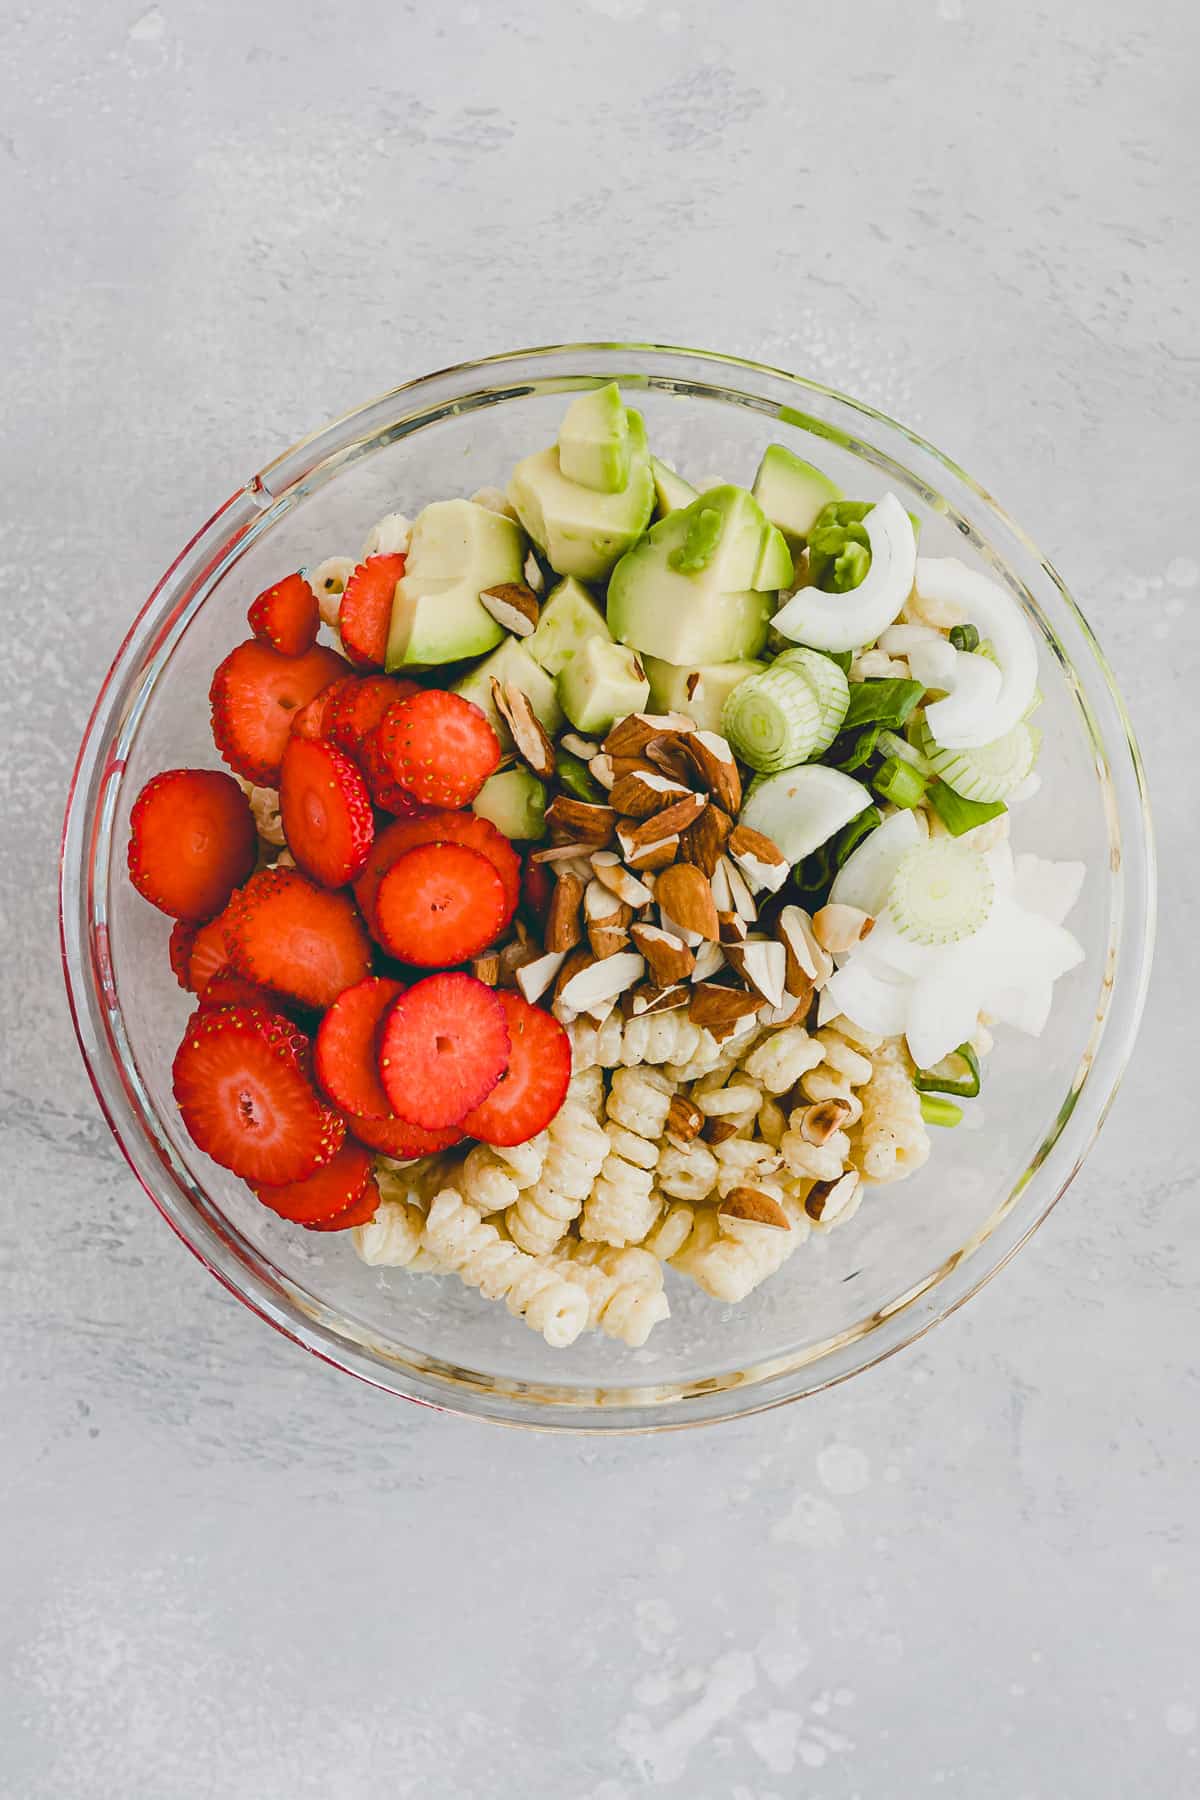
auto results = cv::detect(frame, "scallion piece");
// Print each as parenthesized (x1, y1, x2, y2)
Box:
(949, 622, 980, 654)
(721, 665, 821, 772)
(826, 649, 854, 674)
(557, 750, 605, 805)
(842, 678, 925, 732)
(878, 729, 934, 773)
(919, 1094, 964, 1128)
(913, 1042, 981, 1098)
(831, 722, 883, 771)
(927, 779, 1007, 837)
(833, 805, 882, 868)
(873, 756, 927, 809)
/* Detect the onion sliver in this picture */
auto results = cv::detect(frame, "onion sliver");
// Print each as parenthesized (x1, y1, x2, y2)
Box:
(916, 558, 1039, 748)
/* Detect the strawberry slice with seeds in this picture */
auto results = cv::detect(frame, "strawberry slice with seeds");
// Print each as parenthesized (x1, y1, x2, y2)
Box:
(377, 689, 501, 809)
(329, 675, 421, 758)
(172, 1004, 345, 1185)
(253, 1140, 375, 1225)
(461, 992, 571, 1146)
(290, 675, 355, 743)
(304, 1172, 382, 1232)
(169, 920, 198, 989)
(371, 843, 509, 967)
(357, 725, 435, 817)
(210, 639, 350, 785)
(225, 868, 372, 1010)
(247, 571, 320, 657)
(279, 736, 375, 888)
(197, 966, 282, 1013)
(353, 810, 520, 923)
(314, 976, 402, 1119)
(128, 768, 258, 921)
(345, 1111, 463, 1159)
(187, 908, 236, 993)
(338, 554, 407, 669)
(378, 973, 510, 1129)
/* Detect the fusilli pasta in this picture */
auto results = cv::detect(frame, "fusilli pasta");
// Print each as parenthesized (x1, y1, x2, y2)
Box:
(555, 1241, 670, 1347)
(581, 1068, 671, 1247)
(422, 1190, 590, 1348)
(507, 1098, 609, 1255)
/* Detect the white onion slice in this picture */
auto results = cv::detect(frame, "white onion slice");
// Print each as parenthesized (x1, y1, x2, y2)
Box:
(920, 650, 1003, 742)
(916, 558, 1039, 748)
(772, 493, 917, 653)
(878, 622, 942, 656)
(1012, 853, 1085, 925)
(828, 808, 922, 916)
(905, 962, 987, 1069)
(907, 637, 958, 691)
(823, 958, 911, 1039)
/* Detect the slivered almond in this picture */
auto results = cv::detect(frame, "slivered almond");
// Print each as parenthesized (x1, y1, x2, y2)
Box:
(805, 1169, 860, 1223)
(545, 796, 616, 848)
(777, 904, 833, 987)
(590, 852, 654, 909)
(603, 712, 694, 757)
(718, 910, 748, 945)
(556, 950, 644, 1014)
(727, 823, 789, 894)
(666, 1095, 704, 1147)
(626, 981, 690, 1016)
(552, 944, 595, 1003)
(655, 864, 719, 942)
(530, 844, 595, 872)
(680, 730, 742, 813)
(480, 582, 539, 637)
(721, 856, 758, 923)
(724, 937, 787, 1007)
(609, 769, 692, 819)
(812, 903, 875, 953)
(497, 935, 542, 987)
(680, 804, 732, 877)
(560, 732, 600, 760)
(702, 1116, 740, 1145)
(689, 982, 764, 1039)
(545, 871, 585, 953)
(710, 860, 734, 911)
(490, 679, 556, 779)
(719, 1187, 790, 1231)
(588, 753, 616, 791)
(515, 949, 567, 1003)
(630, 923, 695, 987)
(800, 1098, 852, 1145)
(690, 940, 725, 982)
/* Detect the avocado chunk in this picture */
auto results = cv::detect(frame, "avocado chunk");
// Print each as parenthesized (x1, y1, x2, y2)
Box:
(606, 485, 792, 667)
(557, 636, 650, 736)
(453, 637, 563, 744)
(386, 499, 522, 669)
(651, 456, 698, 516)
(526, 576, 610, 677)
(642, 655, 768, 734)
(558, 383, 630, 494)
(508, 408, 655, 582)
(752, 445, 843, 549)
(472, 767, 547, 841)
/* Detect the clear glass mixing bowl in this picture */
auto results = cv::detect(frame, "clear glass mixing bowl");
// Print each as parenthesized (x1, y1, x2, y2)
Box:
(60, 344, 1155, 1430)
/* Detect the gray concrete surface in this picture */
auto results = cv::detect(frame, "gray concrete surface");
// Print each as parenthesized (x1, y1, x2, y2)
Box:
(2, 1, 1197, 1794)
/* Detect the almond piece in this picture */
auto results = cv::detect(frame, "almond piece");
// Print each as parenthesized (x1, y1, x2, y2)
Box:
(602, 712, 694, 758)
(588, 753, 616, 791)
(720, 856, 758, 924)
(666, 1095, 705, 1148)
(523, 551, 545, 593)
(489, 679, 556, 780)
(479, 582, 540, 637)
(497, 933, 542, 987)
(531, 843, 596, 869)
(710, 859, 735, 912)
(545, 870, 585, 953)
(471, 952, 501, 985)
(616, 822, 680, 870)
(804, 1169, 861, 1224)
(609, 769, 692, 819)
(799, 1098, 853, 1145)
(610, 754, 663, 780)
(620, 792, 707, 851)
(552, 944, 595, 1003)
(626, 981, 691, 1016)
(680, 729, 742, 814)
(515, 949, 568, 1003)
(777, 904, 833, 988)
(724, 937, 787, 1008)
(702, 1116, 740, 1145)
(589, 851, 654, 909)
(557, 950, 645, 1014)
(719, 1187, 791, 1231)
(643, 734, 695, 785)
(690, 940, 725, 982)
(812, 902, 875, 954)
(560, 732, 600, 760)
(655, 864, 719, 943)
(545, 796, 617, 848)
(630, 922, 695, 986)
(680, 804, 733, 877)
(584, 881, 633, 960)
(727, 823, 790, 894)
(717, 909, 748, 945)
(688, 981, 764, 1039)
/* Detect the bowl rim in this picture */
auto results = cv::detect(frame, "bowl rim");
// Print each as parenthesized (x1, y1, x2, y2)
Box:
(60, 341, 1157, 1432)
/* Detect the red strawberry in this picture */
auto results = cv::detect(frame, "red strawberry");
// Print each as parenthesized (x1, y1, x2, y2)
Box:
(345, 1111, 463, 1159)
(169, 920, 198, 989)
(371, 843, 509, 967)
(254, 1140, 375, 1226)
(172, 1005, 345, 1185)
(128, 768, 257, 921)
(329, 675, 421, 758)
(305, 1173, 382, 1232)
(521, 858, 552, 928)
(279, 736, 375, 888)
(314, 976, 402, 1119)
(377, 690, 501, 809)
(187, 909, 236, 993)
(378, 973, 511, 1129)
(461, 992, 571, 1146)
(225, 868, 372, 1010)
(210, 639, 350, 785)
(339, 554, 406, 669)
(197, 966, 281, 1013)
(357, 725, 435, 816)
(247, 571, 319, 657)
(353, 810, 520, 923)
(290, 675, 356, 743)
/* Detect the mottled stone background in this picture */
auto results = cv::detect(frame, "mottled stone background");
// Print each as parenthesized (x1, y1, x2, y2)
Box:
(2, 1, 1196, 1795)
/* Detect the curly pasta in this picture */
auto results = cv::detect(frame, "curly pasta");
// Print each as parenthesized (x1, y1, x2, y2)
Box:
(507, 1099, 609, 1256)
(422, 1190, 590, 1348)
(555, 1241, 670, 1347)
(237, 779, 286, 846)
(712, 1135, 783, 1198)
(568, 1009, 712, 1073)
(307, 556, 357, 627)
(740, 1026, 826, 1096)
(459, 1136, 548, 1215)
(671, 1187, 808, 1302)
(352, 1197, 426, 1269)
(567, 1064, 606, 1119)
(794, 1026, 875, 1124)
(362, 512, 412, 558)
(581, 1069, 671, 1247)
(657, 1136, 719, 1201)
(644, 1199, 700, 1261)
(852, 1038, 931, 1184)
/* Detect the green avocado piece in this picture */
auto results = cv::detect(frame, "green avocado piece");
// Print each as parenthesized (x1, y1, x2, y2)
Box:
(557, 749, 606, 805)
(752, 445, 843, 548)
(806, 500, 922, 594)
(453, 636, 563, 744)
(557, 636, 650, 736)
(385, 499, 521, 668)
(606, 486, 790, 666)
(472, 768, 547, 841)
(651, 456, 699, 516)
(507, 409, 655, 582)
(642, 655, 768, 734)
(526, 576, 610, 677)
(558, 383, 631, 494)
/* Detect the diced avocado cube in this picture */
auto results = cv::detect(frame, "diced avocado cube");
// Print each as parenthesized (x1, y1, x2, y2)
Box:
(558, 383, 631, 494)
(507, 409, 655, 582)
(385, 499, 522, 669)
(557, 636, 650, 737)
(454, 637, 563, 745)
(651, 456, 698, 516)
(751, 445, 843, 549)
(642, 655, 768, 734)
(472, 768, 547, 841)
(526, 576, 611, 677)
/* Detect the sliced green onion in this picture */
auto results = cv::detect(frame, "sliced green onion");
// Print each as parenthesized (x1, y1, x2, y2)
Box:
(878, 729, 934, 773)
(927, 779, 1007, 837)
(843, 678, 925, 732)
(722, 665, 821, 771)
(924, 721, 1036, 803)
(888, 841, 994, 944)
(873, 756, 927, 809)
(775, 646, 850, 754)
(919, 1094, 964, 1127)
(913, 1042, 981, 1098)
(557, 750, 605, 805)
(830, 722, 883, 771)
(949, 623, 980, 653)
(834, 805, 882, 867)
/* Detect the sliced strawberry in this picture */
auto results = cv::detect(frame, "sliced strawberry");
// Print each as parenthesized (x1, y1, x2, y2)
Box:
(128, 768, 257, 921)
(225, 868, 372, 1010)
(329, 675, 421, 758)
(290, 675, 355, 743)
(353, 810, 520, 924)
(357, 725, 435, 817)
(197, 966, 281, 1013)
(169, 920, 198, 989)
(461, 992, 571, 1146)
(253, 1140, 374, 1225)
(279, 736, 375, 888)
(172, 1004, 344, 1185)
(371, 843, 509, 967)
(520, 858, 552, 928)
(377, 689, 501, 809)
(247, 571, 319, 657)
(345, 1110, 463, 1159)
(187, 909, 236, 993)
(210, 639, 350, 785)
(305, 1172, 382, 1232)
(339, 554, 407, 669)
(378, 973, 510, 1128)
(314, 976, 402, 1119)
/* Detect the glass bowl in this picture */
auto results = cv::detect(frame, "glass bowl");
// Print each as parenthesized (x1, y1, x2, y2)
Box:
(60, 344, 1155, 1431)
